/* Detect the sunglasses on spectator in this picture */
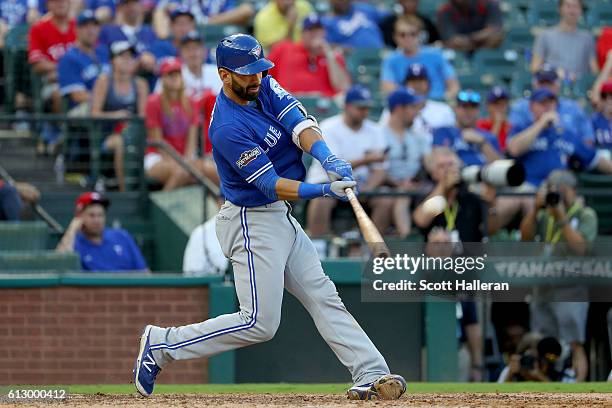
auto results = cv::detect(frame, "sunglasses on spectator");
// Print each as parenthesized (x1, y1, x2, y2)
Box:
(457, 91, 481, 106)
(396, 30, 419, 38)
(602, 92, 612, 100)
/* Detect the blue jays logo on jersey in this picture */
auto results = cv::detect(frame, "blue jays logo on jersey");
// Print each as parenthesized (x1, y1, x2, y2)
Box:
(269, 77, 290, 100)
(236, 147, 261, 169)
(249, 44, 262, 58)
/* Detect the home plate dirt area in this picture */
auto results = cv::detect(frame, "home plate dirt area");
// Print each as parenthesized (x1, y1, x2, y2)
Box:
(1, 392, 611, 408)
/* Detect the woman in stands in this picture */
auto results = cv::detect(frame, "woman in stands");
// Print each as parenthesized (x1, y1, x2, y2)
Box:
(144, 57, 219, 191)
(91, 41, 148, 192)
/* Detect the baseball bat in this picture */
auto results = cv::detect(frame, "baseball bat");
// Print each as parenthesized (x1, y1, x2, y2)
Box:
(344, 188, 391, 258)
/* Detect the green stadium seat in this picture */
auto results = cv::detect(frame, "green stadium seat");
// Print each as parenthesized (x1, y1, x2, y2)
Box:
(527, 2, 560, 27)
(457, 72, 498, 97)
(471, 49, 521, 81)
(199, 24, 241, 48)
(587, 2, 612, 27)
(0, 221, 49, 251)
(297, 96, 340, 120)
(572, 74, 596, 99)
(417, 0, 446, 19)
(502, 25, 534, 52)
(346, 48, 384, 80)
(442, 49, 472, 75)
(0, 251, 80, 272)
(510, 70, 533, 98)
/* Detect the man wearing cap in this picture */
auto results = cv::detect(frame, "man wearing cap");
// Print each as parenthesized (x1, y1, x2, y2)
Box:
(150, 7, 196, 61)
(520, 169, 596, 382)
(268, 13, 351, 97)
(57, 192, 148, 272)
(379, 63, 455, 129)
(381, 15, 458, 100)
(433, 90, 500, 167)
(58, 10, 109, 116)
(306, 85, 391, 237)
(591, 80, 612, 151)
(507, 88, 612, 187)
(254, 0, 314, 49)
(98, 0, 158, 72)
(509, 64, 594, 145)
(382, 87, 431, 237)
(84, 0, 117, 24)
(476, 86, 511, 151)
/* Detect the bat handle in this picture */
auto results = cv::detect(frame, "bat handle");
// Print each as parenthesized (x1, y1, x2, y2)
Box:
(345, 187, 357, 201)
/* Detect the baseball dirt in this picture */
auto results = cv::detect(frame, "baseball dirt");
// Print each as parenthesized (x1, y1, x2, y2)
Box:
(1, 392, 611, 407)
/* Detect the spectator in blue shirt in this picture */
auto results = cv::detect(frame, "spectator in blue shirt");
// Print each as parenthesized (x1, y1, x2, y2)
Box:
(58, 10, 109, 114)
(322, 0, 387, 49)
(150, 7, 195, 61)
(433, 90, 500, 166)
(57, 192, 148, 272)
(381, 15, 458, 100)
(509, 64, 594, 145)
(591, 80, 612, 151)
(507, 88, 612, 187)
(0, 0, 40, 42)
(153, 0, 254, 39)
(98, 0, 158, 73)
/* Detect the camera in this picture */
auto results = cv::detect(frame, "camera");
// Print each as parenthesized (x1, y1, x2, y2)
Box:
(545, 191, 561, 207)
(461, 160, 526, 187)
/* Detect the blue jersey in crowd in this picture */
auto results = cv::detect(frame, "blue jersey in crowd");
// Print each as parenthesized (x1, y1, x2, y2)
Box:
(591, 112, 612, 149)
(322, 2, 386, 49)
(507, 123, 597, 186)
(84, 0, 117, 14)
(509, 97, 594, 143)
(150, 38, 178, 61)
(381, 46, 455, 100)
(210, 76, 309, 207)
(0, 0, 28, 28)
(432, 126, 500, 166)
(74, 228, 147, 271)
(58, 45, 109, 108)
(98, 24, 158, 60)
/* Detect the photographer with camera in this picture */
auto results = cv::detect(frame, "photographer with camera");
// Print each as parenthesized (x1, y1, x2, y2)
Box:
(498, 335, 571, 382)
(519, 170, 596, 381)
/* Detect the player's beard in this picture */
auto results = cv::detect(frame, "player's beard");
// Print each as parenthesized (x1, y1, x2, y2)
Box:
(231, 81, 260, 101)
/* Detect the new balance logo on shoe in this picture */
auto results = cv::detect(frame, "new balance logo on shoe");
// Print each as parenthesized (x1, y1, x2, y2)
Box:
(143, 354, 156, 373)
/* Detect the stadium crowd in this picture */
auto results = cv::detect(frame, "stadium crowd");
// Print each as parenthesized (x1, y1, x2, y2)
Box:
(1, 0, 612, 384)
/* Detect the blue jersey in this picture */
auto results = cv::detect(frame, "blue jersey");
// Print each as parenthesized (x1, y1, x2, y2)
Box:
(0, 0, 28, 28)
(150, 38, 178, 61)
(509, 97, 594, 143)
(322, 2, 386, 49)
(98, 24, 158, 60)
(508, 123, 597, 186)
(381, 47, 456, 100)
(432, 126, 500, 166)
(74, 228, 148, 271)
(58, 45, 109, 108)
(210, 76, 308, 207)
(591, 112, 612, 149)
(159, 0, 235, 23)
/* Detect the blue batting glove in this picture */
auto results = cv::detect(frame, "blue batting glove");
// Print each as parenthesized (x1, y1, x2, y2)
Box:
(322, 155, 354, 181)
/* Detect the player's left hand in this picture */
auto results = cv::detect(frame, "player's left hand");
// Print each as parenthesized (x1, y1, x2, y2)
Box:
(322, 155, 353, 181)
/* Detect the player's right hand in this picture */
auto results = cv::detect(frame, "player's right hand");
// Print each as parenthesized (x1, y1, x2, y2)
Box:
(322, 155, 354, 181)
(323, 179, 357, 202)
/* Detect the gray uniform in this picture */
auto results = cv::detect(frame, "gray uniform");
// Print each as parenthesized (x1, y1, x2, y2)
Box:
(147, 200, 389, 385)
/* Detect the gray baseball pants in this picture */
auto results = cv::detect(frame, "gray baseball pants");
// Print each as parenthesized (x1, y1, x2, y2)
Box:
(148, 200, 389, 385)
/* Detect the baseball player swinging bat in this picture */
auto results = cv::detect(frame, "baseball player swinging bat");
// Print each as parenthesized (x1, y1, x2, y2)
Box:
(133, 33, 406, 402)
(345, 188, 391, 258)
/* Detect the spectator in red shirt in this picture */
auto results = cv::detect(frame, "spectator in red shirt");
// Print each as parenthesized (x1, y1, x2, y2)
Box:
(436, 0, 504, 52)
(145, 58, 219, 191)
(28, 0, 76, 114)
(476, 86, 510, 151)
(268, 13, 351, 97)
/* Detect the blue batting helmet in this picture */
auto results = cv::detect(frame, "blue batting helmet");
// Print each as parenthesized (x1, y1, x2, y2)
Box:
(216, 34, 274, 75)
